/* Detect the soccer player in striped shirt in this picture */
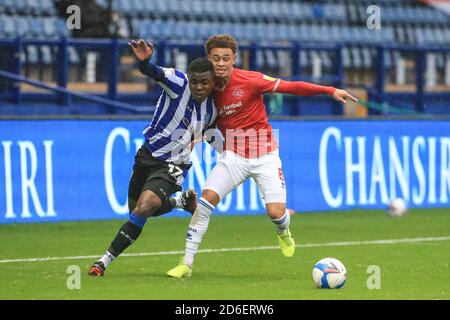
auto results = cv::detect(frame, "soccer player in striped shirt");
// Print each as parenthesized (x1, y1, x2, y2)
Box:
(89, 40, 218, 276)
(167, 34, 357, 278)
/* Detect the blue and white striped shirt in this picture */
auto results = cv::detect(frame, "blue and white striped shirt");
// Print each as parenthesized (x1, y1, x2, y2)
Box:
(139, 60, 217, 166)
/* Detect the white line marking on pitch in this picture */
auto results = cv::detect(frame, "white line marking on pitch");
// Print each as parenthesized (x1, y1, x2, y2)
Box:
(1, 236, 449, 264)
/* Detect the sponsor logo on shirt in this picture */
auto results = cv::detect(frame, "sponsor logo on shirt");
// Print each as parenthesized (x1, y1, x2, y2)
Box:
(219, 101, 242, 116)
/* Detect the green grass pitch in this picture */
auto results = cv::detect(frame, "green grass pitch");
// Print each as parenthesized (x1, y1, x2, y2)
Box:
(0, 209, 449, 300)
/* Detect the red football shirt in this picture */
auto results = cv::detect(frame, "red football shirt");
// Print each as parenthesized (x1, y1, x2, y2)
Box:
(213, 68, 336, 158)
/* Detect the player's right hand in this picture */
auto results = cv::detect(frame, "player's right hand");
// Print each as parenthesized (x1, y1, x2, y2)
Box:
(129, 39, 153, 62)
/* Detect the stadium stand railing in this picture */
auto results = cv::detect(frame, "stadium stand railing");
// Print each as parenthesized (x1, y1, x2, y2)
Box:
(1, 37, 449, 116)
(0, 0, 449, 115)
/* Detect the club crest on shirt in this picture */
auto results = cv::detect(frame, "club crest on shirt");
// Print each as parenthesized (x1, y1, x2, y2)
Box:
(232, 88, 244, 99)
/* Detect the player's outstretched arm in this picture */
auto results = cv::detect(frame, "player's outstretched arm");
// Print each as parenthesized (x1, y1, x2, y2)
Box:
(129, 39, 154, 61)
(129, 39, 166, 82)
(332, 88, 358, 104)
(269, 78, 357, 103)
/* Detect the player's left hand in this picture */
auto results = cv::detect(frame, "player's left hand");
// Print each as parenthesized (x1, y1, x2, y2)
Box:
(332, 89, 358, 104)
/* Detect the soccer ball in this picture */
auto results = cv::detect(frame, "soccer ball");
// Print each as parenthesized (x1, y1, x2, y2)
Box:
(312, 258, 347, 289)
(388, 198, 408, 217)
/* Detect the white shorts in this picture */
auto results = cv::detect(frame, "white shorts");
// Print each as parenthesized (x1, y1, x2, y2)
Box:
(203, 151, 287, 204)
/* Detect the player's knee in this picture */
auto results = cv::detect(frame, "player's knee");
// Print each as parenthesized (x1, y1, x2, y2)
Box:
(128, 198, 138, 213)
(133, 191, 163, 217)
(267, 203, 286, 219)
(201, 189, 220, 207)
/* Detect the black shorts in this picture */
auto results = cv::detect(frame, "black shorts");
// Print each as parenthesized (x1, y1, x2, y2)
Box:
(128, 145, 187, 214)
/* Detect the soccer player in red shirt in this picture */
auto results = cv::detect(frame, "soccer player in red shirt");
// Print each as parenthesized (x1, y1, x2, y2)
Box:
(168, 34, 357, 278)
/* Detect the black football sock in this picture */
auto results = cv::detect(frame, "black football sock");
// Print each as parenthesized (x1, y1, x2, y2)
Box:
(107, 220, 143, 257)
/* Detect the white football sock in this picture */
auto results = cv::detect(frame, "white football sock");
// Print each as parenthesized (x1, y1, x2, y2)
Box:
(174, 194, 183, 209)
(271, 209, 291, 232)
(183, 197, 214, 267)
(99, 250, 116, 268)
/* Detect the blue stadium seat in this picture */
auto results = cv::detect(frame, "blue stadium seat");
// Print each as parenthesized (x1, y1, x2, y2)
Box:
(268, 2, 283, 20)
(184, 21, 198, 40)
(118, 0, 133, 17)
(15, 0, 28, 15)
(197, 20, 212, 40)
(115, 16, 130, 38)
(4, 0, 16, 14)
(29, 17, 44, 37)
(299, 50, 309, 69)
(27, 0, 42, 15)
(383, 50, 393, 68)
(240, 22, 252, 41)
(288, 2, 300, 21)
(138, 0, 154, 17)
(444, 28, 450, 44)
(233, 1, 249, 20)
(286, 24, 297, 42)
(339, 26, 352, 43)
(347, 4, 358, 23)
(55, 18, 71, 38)
(206, 0, 225, 19)
(320, 51, 332, 69)
(132, 0, 145, 17)
(169, 19, 184, 40)
(39, 0, 56, 16)
(424, 26, 434, 44)
(318, 25, 331, 42)
(223, 21, 237, 40)
(255, 50, 264, 69)
(277, 24, 289, 42)
(252, 23, 267, 41)
(68, 47, 80, 65)
(278, 2, 291, 21)
(361, 47, 372, 68)
(433, 27, 444, 44)
(130, 18, 140, 37)
(2, 15, 16, 38)
(166, 0, 179, 17)
(350, 47, 362, 68)
(149, 19, 165, 39)
(201, 0, 214, 19)
(40, 45, 53, 65)
(329, 24, 341, 42)
(15, 16, 31, 38)
(190, 1, 203, 18)
(265, 50, 277, 69)
(153, 0, 169, 16)
(26, 45, 39, 64)
(42, 17, 57, 38)
(415, 27, 426, 45)
(342, 47, 351, 68)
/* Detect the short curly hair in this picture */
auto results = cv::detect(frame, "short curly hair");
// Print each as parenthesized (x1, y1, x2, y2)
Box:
(204, 34, 238, 55)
